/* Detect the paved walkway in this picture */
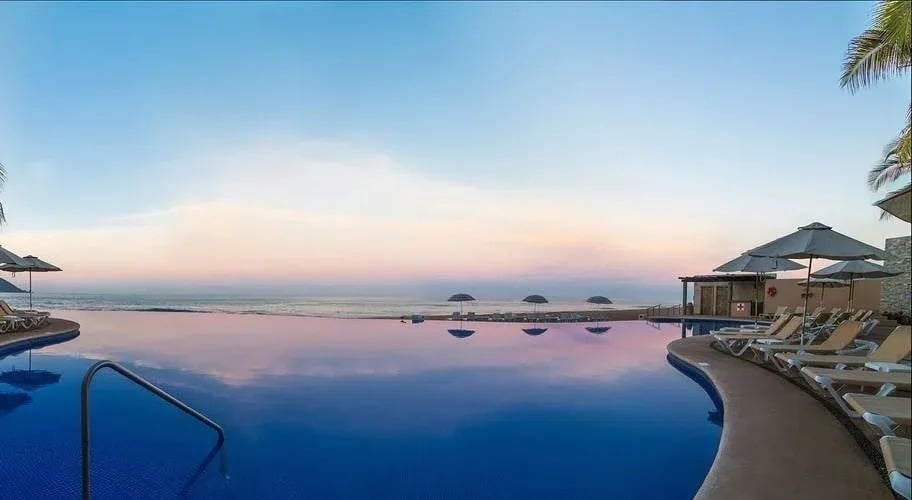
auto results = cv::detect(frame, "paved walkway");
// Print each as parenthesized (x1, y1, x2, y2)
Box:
(668, 335, 893, 500)
(0, 317, 81, 353)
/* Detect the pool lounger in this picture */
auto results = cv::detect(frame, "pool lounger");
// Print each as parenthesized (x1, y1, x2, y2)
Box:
(712, 317, 803, 357)
(773, 326, 911, 373)
(842, 393, 911, 437)
(880, 436, 911, 500)
(749, 320, 863, 365)
(712, 314, 790, 335)
(799, 366, 912, 416)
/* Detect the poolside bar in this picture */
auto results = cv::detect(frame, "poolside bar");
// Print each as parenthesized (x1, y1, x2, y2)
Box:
(678, 274, 775, 317)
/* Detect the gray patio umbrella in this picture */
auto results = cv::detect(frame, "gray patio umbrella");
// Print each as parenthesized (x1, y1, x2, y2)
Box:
(796, 278, 849, 308)
(812, 260, 901, 308)
(447, 293, 475, 315)
(1, 255, 62, 309)
(874, 185, 911, 222)
(713, 254, 805, 315)
(522, 294, 548, 315)
(747, 222, 892, 344)
(585, 296, 613, 324)
(0, 246, 28, 267)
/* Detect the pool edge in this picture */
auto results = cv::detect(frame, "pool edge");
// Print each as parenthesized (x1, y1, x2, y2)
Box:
(666, 335, 892, 500)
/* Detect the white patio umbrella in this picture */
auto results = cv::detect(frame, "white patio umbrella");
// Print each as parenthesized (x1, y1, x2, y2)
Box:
(713, 254, 805, 316)
(747, 222, 892, 344)
(796, 278, 849, 308)
(811, 260, 901, 308)
(0, 255, 62, 309)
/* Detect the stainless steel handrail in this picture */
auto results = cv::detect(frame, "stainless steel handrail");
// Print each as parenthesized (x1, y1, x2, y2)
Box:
(81, 360, 225, 499)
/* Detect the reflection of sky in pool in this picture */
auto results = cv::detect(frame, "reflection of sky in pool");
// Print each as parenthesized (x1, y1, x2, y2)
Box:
(0, 311, 720, 499)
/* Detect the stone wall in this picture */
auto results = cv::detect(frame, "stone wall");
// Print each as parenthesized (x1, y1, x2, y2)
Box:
(881, 235, 911, 314)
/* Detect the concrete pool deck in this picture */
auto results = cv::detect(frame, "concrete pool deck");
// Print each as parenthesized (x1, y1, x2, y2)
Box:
(0, 317, 81, 354)
(668, 335, 894, 500)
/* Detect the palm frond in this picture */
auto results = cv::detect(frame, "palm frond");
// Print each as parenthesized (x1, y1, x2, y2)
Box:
(869, 135, 912, 190)
(0, 160, 6, 187)
(877, 1, 912, 54)
(841, 29, 909, 92)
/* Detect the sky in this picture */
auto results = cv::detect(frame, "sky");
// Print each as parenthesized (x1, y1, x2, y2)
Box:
(0, 1, 909, 300)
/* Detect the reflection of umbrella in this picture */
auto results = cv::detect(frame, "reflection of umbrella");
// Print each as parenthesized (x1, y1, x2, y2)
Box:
(714, 253, 805, 316)
(447, 328, 476, 339)
(796, 278, 849, 307)
(585, 326, 611, 334)
(748, 222, 892, 344)
(0, 349, 62, 391)
(446, 293, 476, 315)
(0, 392, 32, 415)
(812, 260, 901, 308)
(1, 255, 62, 309)
(522, 327, 548, 336)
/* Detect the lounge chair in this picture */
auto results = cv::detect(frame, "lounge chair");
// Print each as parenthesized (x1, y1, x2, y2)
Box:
(451, 312, 460, 321)
(842, 394, 911, 437)
(714, 314, 792, 335)
(880, 436, 911, 500)
(0, 300, 48, 328)
(712, 317, 804, 356)
(466, 312, 476, 321)
(761, 305, 788, 320)
(773, 326, 911, 373)
(794, 306, 805, 315)
(800, 366, 912, 416)
(750, 320, 865, 364)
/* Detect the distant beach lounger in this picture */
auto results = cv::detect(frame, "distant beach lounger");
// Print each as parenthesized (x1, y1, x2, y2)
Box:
(880, 436, 911, 500)
(0, 300, 49, 328)
(773, 326, 911, 373)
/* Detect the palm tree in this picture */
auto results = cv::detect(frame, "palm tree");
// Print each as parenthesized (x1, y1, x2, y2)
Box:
(841, 0, 911, 199)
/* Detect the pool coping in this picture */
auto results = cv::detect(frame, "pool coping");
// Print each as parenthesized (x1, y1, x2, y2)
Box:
(667, 335, 893, 500)
(0, 318, 81, 357)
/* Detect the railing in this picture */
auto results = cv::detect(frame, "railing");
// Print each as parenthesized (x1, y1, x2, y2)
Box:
(81, 360, 225, 500)
(645, 304, 684, 318)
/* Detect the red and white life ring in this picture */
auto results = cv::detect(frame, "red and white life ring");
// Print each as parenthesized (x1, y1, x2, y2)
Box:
(767, 286, 778, 297)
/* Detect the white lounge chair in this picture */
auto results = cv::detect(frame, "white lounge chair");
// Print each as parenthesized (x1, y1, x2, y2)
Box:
(773, 326, 910, 373)
(880, 436, 911, 500)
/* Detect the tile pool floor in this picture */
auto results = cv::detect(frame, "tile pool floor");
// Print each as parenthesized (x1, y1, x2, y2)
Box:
(1, 311, 721, 499)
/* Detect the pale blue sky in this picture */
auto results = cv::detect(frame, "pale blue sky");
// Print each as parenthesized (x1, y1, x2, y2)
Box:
(0, 2, 908, 297)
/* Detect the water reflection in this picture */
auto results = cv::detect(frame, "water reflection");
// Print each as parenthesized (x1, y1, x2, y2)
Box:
(447, 328, 476, 338)
(521, 327, 548, 336)
(666, 354, 723, 428)
(0, 350, 62, 391)
(0, 391, 31, 416)
(585, 326, 612, 334)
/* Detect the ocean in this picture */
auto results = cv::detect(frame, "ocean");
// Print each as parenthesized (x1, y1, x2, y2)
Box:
(4, 292, 658, 319)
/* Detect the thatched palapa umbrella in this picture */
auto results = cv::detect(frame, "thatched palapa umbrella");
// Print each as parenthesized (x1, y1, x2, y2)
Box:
(1, 255, 62, 310)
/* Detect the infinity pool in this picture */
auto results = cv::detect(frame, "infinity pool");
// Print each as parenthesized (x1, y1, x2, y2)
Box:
(0, 311, 720, 499)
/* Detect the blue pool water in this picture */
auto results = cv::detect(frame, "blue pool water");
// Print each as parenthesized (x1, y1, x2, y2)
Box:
(0, 311, 720, 499)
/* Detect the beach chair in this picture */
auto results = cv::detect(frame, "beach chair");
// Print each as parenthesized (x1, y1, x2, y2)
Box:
(713, 314, 791, 335)
(750, 320, 865, 364)
(800, 366, 911, 415)
(451, 312, 460, 321)
(761, 305, 788, 321)
(880, 436, 911, 500)
(712, 317, 803, 356)
(793, 305, 805, 315)
(466, 312, 476, 321)
(857, 310, 873, 322)
(842, 394, 911, 437)
(773, 326, 911, 373)
(0, 300, 48, 328)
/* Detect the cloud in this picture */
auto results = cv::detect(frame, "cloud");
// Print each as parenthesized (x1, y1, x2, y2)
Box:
(2, 139, 730, 286)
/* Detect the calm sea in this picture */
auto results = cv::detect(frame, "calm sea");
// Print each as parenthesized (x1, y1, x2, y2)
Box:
(4, 293, 657, 319)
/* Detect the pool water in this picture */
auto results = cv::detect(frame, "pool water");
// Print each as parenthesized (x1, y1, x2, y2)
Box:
(0, 311, 721, 499)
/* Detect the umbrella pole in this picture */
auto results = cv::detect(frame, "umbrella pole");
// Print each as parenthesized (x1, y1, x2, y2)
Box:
(29, 270, 33, 310)
(820, 287, 825, 308)
(801, 257, 813, 345)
